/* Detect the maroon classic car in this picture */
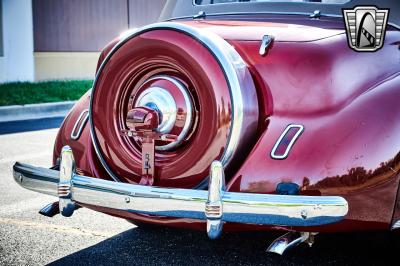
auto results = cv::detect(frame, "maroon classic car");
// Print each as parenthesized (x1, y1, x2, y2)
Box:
(13, 0, 400, 255)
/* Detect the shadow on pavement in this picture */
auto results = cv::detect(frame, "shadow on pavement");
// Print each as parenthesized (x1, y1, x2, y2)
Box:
(0, 117, 64, 135)
(49, 226, 399, 266)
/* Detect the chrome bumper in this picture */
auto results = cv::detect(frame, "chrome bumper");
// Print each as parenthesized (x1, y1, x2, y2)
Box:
(13, 146, 348, 239)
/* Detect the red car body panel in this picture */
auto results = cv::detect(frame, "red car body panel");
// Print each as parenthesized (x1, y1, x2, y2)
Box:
(53, 16, 400, 232)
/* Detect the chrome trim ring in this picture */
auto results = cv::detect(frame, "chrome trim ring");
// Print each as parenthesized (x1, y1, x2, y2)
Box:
(134, 75, 193, 151)
(135, 87, 177, 134)
(90, 22, 257, 185)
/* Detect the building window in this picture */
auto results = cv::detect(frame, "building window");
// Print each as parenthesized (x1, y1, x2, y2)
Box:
(0, 0, 3, 57)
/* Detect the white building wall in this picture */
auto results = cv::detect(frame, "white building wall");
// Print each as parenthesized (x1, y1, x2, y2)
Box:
(0, 0, 34, 83)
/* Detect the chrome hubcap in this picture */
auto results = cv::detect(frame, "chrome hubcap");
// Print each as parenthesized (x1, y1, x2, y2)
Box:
(135, 87, 177, 134)
(133, 76, 193, 151)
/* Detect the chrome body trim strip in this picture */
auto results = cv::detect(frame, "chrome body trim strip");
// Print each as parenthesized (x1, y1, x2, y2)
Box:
(271, 124, 304, 160)
(90, 22, 258, 185)
(13, 146, 348, 230)
(71, 109, 89, 140)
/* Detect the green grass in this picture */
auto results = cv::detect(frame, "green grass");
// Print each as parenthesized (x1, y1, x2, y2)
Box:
(0, 80, 93, 106)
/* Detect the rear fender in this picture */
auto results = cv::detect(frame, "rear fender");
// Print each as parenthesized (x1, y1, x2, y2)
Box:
(227, 74, 400, 230)
(53, 91, 110, 180)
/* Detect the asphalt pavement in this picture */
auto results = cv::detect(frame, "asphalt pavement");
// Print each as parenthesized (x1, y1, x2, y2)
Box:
(1, 127, 400, 265)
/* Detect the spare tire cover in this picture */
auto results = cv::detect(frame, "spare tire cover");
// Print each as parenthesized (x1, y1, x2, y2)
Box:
(90, 22, 258, 188)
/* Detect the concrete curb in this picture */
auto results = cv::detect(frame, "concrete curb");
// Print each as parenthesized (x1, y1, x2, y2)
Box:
(0, 101, 76, 122)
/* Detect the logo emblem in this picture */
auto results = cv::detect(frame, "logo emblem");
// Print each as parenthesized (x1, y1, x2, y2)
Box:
(343, 6, 389, 52)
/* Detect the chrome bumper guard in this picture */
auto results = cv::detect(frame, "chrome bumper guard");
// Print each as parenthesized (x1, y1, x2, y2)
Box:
(13, 146, 348, 239)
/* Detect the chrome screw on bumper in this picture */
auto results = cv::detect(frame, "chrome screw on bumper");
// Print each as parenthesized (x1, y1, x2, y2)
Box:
(58, 146, 76, 217)
(205, 161, 225, 239)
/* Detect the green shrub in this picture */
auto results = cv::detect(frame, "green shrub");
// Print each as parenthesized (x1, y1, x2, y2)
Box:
(0, 80, 93, 106)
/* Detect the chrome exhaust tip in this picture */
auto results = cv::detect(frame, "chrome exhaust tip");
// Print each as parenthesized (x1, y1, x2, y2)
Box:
(266, 232, 317, 255)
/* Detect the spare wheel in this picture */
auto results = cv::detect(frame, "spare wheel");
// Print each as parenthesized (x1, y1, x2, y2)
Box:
(90, 22, 259, 188)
